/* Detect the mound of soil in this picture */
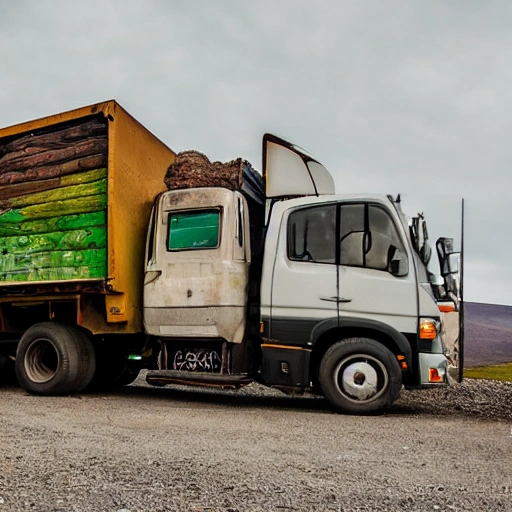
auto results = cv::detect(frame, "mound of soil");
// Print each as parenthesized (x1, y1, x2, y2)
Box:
(164, 151, 252, 191)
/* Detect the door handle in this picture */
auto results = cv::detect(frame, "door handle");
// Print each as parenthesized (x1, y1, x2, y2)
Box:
(320, 296, 352, 303)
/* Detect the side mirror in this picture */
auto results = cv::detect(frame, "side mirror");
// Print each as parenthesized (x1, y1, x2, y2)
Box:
(447, 252, 460, 274)
(436, 238, 461, 302)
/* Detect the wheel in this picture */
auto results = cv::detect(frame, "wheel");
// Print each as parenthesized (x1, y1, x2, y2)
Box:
(114, 367, 140, 387)
(15, 322, 96, 395)
(319, 338, 402, 415)
(0, 355, 18, 386)
(88, 365, 140, 390)
(87, 347, 140, 390)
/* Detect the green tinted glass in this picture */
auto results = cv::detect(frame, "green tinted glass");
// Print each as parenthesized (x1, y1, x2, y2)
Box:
(168, 210, 220, 250)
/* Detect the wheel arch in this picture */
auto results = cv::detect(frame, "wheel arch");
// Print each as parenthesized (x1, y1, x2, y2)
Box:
(309, 318, 413, 387)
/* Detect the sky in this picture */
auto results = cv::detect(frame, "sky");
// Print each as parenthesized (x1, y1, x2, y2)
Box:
(0, 0, 511, 305)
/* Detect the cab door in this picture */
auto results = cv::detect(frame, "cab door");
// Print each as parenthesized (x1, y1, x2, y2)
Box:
(268, 202, 339, 344)
(261, 133, 339, 344)
(143, 188, 250, 343)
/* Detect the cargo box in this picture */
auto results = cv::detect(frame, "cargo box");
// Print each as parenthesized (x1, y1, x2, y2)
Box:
(0, 101, 175, 334)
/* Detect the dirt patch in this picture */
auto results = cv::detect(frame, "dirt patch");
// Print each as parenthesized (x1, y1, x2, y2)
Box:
(0, 379, 510, 511)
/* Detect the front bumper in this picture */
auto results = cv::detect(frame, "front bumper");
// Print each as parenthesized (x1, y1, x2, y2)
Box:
(418, 353, 458, 386)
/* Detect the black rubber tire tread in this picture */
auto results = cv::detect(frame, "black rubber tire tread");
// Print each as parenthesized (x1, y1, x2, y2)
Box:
(319, 337, 402, 415)
(71, 330, 96, 393)
(15, 322, 96, 395)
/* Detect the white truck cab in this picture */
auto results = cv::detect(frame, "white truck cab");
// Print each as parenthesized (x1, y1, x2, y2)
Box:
(143, 134, 463, 415)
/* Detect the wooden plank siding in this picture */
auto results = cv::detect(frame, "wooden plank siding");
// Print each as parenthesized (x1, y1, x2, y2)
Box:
(0, 118, 108, 283)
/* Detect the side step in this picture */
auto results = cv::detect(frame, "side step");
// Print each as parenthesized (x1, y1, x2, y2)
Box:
(146, 370, 253, 390)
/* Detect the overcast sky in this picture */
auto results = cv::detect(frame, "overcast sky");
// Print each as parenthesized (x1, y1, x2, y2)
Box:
(1, 1, 511, 305)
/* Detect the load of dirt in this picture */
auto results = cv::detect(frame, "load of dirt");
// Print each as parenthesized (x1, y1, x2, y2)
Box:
(164, 150, 256, 192)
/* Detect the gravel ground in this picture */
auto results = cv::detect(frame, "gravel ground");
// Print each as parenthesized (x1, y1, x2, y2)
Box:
(0, 376, 511, 512)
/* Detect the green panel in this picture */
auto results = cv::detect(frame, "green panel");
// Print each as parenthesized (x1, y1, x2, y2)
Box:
(0, 264, 106, 282)
(168, 210, 220, 250)
(0, 211, 106, 237)
(0, 248, 107, 282)
(0, 194, 107, 224)
(0, 227, 106, 255)
(0, 167, 108, 281)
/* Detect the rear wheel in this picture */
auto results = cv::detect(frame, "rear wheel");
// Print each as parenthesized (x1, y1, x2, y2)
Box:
(15, 322, 96, 395)
(88, 347, 140, 390)
(319, 337, 402, 415)
(0, 355, 18, 386)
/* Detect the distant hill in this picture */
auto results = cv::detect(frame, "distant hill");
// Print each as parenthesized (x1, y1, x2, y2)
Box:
(464, 302, 512, 367)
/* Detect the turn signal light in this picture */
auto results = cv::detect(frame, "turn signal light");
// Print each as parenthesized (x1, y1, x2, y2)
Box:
(419, 320, 437, 340)
(396, 355, 408, 370)
(438, 303, 456, 313)
(428, 368, 444, 383)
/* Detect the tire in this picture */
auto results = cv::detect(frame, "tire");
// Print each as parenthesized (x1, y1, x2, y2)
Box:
(89, 366, 140, 390)
(87, 347, 140, 390)
(0, 355, 18, 386)
(114, 368, 140, 387)
(319, 337, 402, 415)
(15, 322, 96, 395)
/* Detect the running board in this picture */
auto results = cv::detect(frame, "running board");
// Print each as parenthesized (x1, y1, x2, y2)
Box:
(146, 370, 253, 389)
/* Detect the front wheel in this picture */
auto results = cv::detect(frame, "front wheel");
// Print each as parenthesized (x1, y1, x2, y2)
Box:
(319, 338, 402, 415)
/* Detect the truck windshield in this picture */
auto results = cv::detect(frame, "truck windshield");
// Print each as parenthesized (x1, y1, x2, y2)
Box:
(167, 209, 220, 251)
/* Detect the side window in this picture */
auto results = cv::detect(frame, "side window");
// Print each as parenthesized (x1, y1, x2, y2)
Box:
(367, 205, 407, 273)
(288, 204, 336, 264)
(339, 204, 408, 275)
(167, 209, 220, 251)
(236, 197, 243, 248)
(339, 204, 365, 267)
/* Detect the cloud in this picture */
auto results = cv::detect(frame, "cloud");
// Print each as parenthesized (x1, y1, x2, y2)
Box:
(1, 0, 511, 304)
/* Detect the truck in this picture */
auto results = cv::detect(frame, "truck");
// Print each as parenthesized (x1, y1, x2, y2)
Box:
(0, 100, 463, 414)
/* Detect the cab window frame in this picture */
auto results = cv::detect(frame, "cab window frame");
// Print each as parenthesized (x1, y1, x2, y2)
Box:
(166, 207, 222, 252)
(286, 201, 408, 276)
(287, 203, 337, 265)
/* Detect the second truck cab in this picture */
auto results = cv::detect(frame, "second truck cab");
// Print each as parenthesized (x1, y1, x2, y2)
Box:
(142, 134, 463, 414)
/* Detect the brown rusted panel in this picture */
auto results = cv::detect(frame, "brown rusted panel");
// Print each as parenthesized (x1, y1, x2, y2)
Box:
(0, 137, 107, 174)
(0, 153, 107, 185)
(0, 119, 107, 156)
(0, 177, 61, 200)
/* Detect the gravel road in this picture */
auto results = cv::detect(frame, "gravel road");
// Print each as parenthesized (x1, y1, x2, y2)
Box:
(0, 376, 511, 512)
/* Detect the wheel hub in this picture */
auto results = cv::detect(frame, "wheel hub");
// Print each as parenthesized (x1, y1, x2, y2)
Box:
(341, 361, 378, 400)
(24, 339, 59, 383)
(353, 371, 366, 385)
